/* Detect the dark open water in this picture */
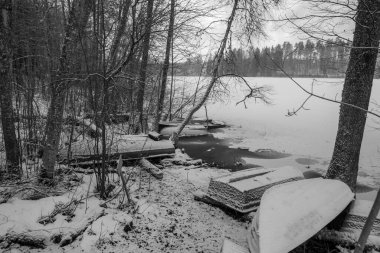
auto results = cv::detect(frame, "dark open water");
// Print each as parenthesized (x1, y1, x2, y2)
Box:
(176, 130, 375, 197)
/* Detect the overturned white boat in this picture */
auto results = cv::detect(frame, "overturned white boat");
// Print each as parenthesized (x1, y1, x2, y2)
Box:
(247, 178, 354, 253)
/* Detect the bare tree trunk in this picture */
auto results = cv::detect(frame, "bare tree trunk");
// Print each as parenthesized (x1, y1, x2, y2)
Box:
(100, 0, 108, 199)
(42, 87, 66, 179)
(108, 0, 132, 69)
(42, 0, 91, 180)
(107, 0, 132, 116)
(152, 0, 175, 132)
(0, 0, 20, 176)
(326, 0, 380, 191)
(135, 0, 154, 133)
(170, 0, 239, 145)
(166, 46, 174, 121)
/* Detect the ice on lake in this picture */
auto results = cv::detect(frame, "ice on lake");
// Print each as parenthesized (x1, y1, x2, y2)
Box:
(176, 77, 380, 192)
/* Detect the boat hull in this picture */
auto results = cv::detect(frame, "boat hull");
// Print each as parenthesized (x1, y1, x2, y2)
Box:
(248, 178, 354, 253)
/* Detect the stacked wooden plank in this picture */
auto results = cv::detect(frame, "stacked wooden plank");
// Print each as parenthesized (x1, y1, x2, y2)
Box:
(206, 166, 304, 213)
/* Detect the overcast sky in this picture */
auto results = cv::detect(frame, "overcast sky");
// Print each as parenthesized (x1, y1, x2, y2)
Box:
(201, 0, 355, 51)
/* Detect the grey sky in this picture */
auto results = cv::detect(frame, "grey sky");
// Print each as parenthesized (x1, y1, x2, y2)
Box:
(209, 0, 355, 49)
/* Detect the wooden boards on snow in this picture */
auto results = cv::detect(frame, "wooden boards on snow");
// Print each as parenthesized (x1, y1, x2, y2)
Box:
(205, 166, 304, 213)
(248, 178, 354, 253)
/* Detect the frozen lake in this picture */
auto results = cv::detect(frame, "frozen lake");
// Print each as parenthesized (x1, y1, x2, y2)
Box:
(175, 76, 380, 194)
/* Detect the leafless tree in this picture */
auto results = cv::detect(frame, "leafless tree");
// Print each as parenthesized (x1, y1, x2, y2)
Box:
(135, 0, 155, 133)
(42, 0, 92, 181)
(170, 0, 278, 145)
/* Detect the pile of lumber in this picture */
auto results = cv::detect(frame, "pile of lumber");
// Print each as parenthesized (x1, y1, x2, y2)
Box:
(198, 166, 304, 213)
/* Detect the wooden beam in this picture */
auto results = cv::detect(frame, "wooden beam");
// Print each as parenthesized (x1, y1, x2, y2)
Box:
(139, 158, 163, 179)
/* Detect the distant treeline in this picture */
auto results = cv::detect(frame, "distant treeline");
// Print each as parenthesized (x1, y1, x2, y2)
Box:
(173, 39, 380, 78)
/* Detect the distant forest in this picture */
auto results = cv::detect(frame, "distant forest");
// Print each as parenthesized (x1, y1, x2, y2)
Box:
(174, 39, 380, 78)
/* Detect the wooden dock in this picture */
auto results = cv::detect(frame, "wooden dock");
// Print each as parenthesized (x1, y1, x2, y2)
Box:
(59, 135, 175, 166)
(159, 118, 226, 132)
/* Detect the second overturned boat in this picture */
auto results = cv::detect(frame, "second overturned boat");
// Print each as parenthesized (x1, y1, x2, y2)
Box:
(205, 166, 304, 213)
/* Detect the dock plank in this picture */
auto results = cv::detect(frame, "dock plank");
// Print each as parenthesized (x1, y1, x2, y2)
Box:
(59, 135, 175, 164)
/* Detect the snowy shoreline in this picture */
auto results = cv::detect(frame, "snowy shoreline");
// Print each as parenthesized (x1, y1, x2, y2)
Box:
(0, 144, 378, 252)
(0, 154, 249, 252)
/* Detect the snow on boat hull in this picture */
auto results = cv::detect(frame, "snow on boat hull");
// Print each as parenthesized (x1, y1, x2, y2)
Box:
(248, 178, 354, 253)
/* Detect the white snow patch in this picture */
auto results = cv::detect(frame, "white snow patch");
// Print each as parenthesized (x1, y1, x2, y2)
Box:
(80, 211, 130, 252)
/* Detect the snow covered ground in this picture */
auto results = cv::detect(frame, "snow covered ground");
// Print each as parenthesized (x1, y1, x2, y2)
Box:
(0, 155, 248, 253)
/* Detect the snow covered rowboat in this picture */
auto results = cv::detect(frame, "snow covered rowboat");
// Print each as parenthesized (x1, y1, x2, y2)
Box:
(248, 178, 354, 253)
(206, 166, 304, 213)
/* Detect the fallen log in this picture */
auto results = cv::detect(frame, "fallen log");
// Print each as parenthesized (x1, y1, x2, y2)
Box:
(0, 232, 45, 249)
(139, 158, 163, 179)
(53, 209, 105, 247)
